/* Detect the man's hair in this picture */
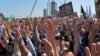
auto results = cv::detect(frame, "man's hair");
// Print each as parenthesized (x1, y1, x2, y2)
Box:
(61, 49, 74, 56)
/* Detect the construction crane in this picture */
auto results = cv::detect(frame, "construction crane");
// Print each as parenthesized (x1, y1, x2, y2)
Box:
(29, 0, 37, 18)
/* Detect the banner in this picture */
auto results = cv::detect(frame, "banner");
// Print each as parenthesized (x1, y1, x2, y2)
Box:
(59, 2, 74, 17)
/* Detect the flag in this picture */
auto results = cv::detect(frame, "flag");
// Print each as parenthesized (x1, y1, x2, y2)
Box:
(81, 5, 86, 19)
(88, 5, 92, 18)
(7, 15, 13, 22)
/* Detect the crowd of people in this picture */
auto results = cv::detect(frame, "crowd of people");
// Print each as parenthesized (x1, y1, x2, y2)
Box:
(0, 14, 100, 56)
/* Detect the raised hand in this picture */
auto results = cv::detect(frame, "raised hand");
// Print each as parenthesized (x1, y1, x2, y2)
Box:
(46, 20, 59, 56)
(41, 38, 54, 56)
(2, 23, 8, 38)
(25, 19, 33, 31)
(74, 17, 83, 32)
(85, 42, 100, 56)
(65, 18, 72, 36)
(13, 28, 22, 42)
(73, 18, 83, 56)
(11, 20, 19, 28)
(25, 26, 33, 38)
(13, 28, 32, 56)
(88, 21, 100, 48)
(3, 22, 15, 41)
(84, 19, 93, 32)
(40, 17, 46, 34)
(91, 21, 100, 31)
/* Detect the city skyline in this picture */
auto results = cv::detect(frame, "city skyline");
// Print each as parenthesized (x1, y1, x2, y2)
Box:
(43, 0, 58, 18)
(0, 0, 95, 18)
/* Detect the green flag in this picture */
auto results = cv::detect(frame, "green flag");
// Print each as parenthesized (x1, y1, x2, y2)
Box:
(7, 15, 13, 22)
(81, 5, 86, 19)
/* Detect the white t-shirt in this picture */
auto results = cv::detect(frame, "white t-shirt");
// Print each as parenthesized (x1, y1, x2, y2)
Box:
(27, 52, 32, 56)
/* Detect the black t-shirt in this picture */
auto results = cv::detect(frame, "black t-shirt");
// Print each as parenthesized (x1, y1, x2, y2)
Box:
(82, 32, 89, 47)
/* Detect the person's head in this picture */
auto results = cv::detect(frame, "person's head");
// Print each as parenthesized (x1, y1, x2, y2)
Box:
(62, 50, 75, 56)
(59, 40, 70, 52)
(65, 42, 70, 49)
(80, 27, 85, 36)
(7, 42, 14, 54)
(59, 39, 65, 46)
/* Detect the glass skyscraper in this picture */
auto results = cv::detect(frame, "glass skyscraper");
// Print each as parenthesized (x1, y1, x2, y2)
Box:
(43, 8, 47, 18)
(51, 0, 57, 17)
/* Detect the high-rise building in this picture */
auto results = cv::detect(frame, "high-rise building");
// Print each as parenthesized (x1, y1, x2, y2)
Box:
(47, 0, 51, 17)
(51, 0, 57, 17)
(43, 8, 47, 18)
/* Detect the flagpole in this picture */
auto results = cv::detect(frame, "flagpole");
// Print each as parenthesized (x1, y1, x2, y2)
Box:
(29, 0, 37, 18)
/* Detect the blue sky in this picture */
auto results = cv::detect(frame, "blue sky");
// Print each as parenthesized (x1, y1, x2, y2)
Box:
(0, 0, 95, 18)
